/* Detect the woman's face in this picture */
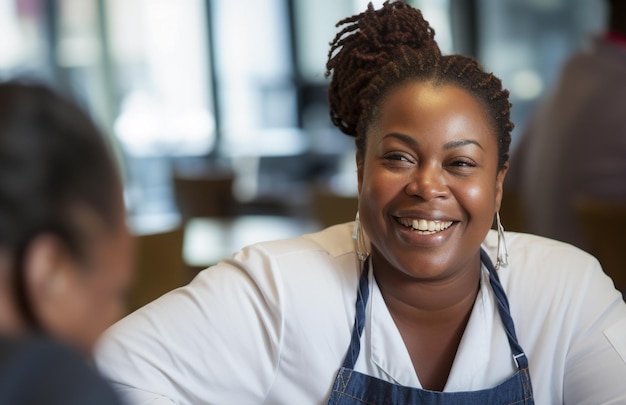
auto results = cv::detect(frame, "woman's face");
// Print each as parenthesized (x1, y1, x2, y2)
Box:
(357, 81, 507, 281)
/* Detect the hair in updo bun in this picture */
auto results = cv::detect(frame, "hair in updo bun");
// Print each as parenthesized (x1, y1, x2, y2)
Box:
(326, 0, 513, 170)
(326, 1, 440, 139)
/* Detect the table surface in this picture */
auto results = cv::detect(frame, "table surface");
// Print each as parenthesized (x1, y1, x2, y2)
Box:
(129, 213, 323, 268)
(183, 215, 322, 267)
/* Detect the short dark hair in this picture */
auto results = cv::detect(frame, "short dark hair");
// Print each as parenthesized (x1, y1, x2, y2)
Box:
(0, 81, 122, 261)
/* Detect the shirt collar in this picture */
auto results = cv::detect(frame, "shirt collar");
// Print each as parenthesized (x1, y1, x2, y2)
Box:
(365, 263, 506, 390)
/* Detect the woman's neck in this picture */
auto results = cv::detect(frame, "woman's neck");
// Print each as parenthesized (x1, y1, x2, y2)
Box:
(370, 252, 482, 391)
(371, 251, 482, 324)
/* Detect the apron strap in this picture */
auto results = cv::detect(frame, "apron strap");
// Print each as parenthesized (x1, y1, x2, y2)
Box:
(341, 257, 370, 369)
(480, 248, 528, 369)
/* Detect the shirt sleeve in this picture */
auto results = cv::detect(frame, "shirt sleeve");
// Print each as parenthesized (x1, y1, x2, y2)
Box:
(563, 258, 626, 404)
(94, 245, 285, 405)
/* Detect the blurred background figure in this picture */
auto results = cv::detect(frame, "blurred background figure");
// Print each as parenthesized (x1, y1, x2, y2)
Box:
(505, 0, 626, 251)
(0, 81, 132, 403)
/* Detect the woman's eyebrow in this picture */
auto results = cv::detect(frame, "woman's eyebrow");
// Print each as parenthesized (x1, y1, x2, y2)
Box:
(382, 132, 418, 146)
(382, 133, 484, 151)
(444, 139, 484, 151)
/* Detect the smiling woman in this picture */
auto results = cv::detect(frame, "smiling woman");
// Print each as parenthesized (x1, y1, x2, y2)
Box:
(94, 2, 626, 404)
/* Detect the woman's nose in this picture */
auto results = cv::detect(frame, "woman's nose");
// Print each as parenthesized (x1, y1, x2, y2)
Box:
(404, 165, 448, 200)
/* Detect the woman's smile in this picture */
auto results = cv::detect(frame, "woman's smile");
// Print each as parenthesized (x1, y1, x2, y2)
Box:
(395, 217, 454, 234)
(392, 214, 458, 249)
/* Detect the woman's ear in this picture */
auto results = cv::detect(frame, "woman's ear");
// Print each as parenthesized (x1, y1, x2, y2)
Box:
(495, 162, 509, 212)
(22, 234, 81, 334)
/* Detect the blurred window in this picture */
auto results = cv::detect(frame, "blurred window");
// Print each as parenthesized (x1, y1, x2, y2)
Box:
(104, 0, 215, 216)
(211, 0, 298, 156)
(108, 0, 214, 158)
(0, 0, 48, 80)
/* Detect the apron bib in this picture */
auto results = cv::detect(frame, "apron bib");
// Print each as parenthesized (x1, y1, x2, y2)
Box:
(327, 249, 534, 404)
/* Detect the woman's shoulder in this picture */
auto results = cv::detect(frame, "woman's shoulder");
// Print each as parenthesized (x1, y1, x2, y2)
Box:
(485, 229, 598, 263)
(481, 230, 623, 310)
(483, 230, 603, 282)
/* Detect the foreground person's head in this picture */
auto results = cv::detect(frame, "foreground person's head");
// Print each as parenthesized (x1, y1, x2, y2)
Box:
(0, 81, 134, 354)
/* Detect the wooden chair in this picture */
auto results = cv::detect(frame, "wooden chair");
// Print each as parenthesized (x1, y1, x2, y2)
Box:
(499, 187, 530, 233)
(574, 197, 626, 292)
(311, 187, 358, 229)
(172, 173, 236, 222)
(128, 226, 186, 313)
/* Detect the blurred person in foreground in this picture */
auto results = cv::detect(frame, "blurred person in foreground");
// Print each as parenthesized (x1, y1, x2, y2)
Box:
(506, 0, 626, 251)
(95, 2, 626, 404)
(0, 81, 133, 404)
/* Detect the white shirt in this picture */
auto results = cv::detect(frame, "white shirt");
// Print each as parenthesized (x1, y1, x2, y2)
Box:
(95, 223, 626, 404)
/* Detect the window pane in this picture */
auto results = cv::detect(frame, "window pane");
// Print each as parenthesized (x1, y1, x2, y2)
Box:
(0, 0, 49, 80)
(212, 0, 299, 155)
(105, 0, 215, 216)
(108, 0, 215, 158)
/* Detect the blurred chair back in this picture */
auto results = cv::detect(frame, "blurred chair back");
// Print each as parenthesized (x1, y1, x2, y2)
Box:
(312, 187, 358, 229)
(172, 172, 236, 222)
(128, 226, 186, 313)
(499, 187, 530, 233)
(575, 197, 626, 291)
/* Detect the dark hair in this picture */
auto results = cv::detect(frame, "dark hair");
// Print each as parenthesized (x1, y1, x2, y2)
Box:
(0, 81, 123, 328)
(0, 82, 120, 255)
(326, 0, 513, 170)
(0, 81, 122, 262)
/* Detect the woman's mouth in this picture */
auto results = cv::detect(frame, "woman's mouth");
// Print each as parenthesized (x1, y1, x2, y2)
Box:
(396, 217, 454, 235)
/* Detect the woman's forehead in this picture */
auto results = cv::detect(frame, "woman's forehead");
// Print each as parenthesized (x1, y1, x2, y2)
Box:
(371, 82, 494, 137)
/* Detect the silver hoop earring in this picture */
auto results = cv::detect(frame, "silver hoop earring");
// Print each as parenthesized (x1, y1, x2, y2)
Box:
(352, 211, 369, 261)
(495, 211, 508, 269)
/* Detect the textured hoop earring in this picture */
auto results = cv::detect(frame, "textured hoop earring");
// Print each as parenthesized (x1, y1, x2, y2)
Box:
(352, 211, 369, 261)
(495, 211, 508, 269)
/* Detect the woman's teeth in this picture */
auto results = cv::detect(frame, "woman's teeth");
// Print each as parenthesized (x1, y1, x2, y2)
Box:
(397, 218, 453, 234)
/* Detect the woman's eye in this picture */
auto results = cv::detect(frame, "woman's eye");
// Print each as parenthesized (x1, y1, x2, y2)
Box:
(384, 153, 411, 162)
(450, 159, 476, 167)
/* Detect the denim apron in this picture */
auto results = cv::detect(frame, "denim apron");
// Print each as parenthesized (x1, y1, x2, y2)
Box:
(327, 249, 534, 404)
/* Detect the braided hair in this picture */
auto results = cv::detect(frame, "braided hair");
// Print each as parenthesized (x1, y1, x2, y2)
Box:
(326, 0, 513, 170)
